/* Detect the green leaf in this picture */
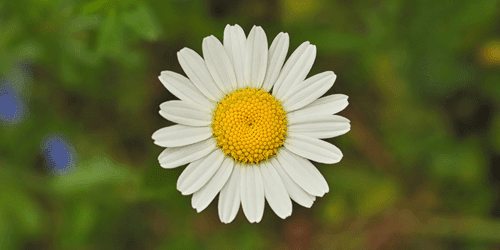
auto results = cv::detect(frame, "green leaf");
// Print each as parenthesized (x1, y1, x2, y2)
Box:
(67, 14, 102, 32)
(97, 9, 124, 56)
(64, 38, 100, 66)
(1, 169, 42, 236)
(430, 139, 486, 183)
(50, 156, 134, 196)
(60, 55, 79, 85)
(121, 3, 161, 41)
(82, 0, 113, 14)
(59, 201, 96, 248)
(415, 52, 475, 97)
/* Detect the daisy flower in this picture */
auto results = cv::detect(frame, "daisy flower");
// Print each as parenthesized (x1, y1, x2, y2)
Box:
(153, 24, 350, 223)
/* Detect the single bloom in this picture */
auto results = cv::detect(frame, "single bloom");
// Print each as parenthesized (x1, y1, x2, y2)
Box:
(153, 24, 350, 223)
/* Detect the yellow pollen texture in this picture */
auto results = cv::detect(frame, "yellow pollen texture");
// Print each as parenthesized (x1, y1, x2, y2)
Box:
(212, 87, 287, 164)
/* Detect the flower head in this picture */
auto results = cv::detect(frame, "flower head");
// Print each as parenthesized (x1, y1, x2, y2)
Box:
(153, 24, 350, 223)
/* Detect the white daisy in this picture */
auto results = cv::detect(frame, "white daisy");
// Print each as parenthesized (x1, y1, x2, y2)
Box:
(153, 24, 350, 223)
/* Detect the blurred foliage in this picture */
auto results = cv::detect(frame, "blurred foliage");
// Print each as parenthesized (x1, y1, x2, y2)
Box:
(1, 0, 500, 249)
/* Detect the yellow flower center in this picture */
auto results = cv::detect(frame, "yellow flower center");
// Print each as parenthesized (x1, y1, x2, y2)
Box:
(212, 87, 288, 164)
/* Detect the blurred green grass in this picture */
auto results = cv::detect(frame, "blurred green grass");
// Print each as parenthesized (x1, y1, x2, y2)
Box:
(1, 0, 500, 249)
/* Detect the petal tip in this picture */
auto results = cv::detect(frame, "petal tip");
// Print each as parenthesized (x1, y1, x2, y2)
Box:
(159, 163, 171, 169)
(325, 71, 335, 77)
(303, 203, 313, 208)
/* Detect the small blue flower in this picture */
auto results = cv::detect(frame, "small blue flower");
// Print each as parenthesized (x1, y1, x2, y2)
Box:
(41, 135, 78, 174)
(0, 82, 25, 125)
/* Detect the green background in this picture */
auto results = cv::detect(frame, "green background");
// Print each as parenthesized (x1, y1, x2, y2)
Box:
(1, 0, 500, 249)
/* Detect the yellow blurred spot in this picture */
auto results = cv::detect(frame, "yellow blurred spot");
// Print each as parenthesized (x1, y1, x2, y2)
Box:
(358, 181, 399, 216)
(283, 0, 320, 21)
(212, 87, 287, 164)
(322, 195, 348, 225)
(485, 45, 500, 62)
(479, 41, 500, 66)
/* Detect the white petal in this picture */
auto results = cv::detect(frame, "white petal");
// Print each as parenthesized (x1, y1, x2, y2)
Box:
(271, 42, 309, 95)
(240, 165, 265, 223)
(152, 125, 212, 147)
(270, 158, 315, 207)
(261, 161, 292, 219)
(289, 153, 329, 194)
(218, 164, 242, 223)
(158, 137, 217, 169)
(283, 71, 336, 112)
(159, 100, 212, 126)
(288, 115, 351, 138)
(285, 134, 343, 164)
(178, 47, 224, 101)
(203, 35, 237, 94)
(281, 71, 331, 101)
(287, 94, 349, 122)
(158, 71, 213, 107)
(177, 149, 225, 195)
(276, 149, 325, 197)
(262, 32, 289, 92)
(272, 43, 316, 99)
(224, 24, 246, 89)
(244, 26, 268, 89)
(192, 157, 234, 212)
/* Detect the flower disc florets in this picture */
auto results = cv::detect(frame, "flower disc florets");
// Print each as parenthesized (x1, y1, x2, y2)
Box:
(212, 87, 287, 164)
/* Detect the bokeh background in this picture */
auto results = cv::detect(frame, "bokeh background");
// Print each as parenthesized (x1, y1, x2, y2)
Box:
(1, 0, 500, 249)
